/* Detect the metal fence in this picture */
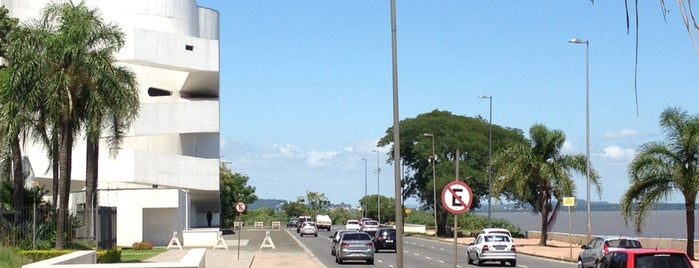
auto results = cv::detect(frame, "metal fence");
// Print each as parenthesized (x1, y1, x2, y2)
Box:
(0, 204, 116, 250)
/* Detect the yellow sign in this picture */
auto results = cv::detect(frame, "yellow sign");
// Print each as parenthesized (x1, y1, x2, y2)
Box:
(404, 208, 412, 214)
(562, 197, 575, 207)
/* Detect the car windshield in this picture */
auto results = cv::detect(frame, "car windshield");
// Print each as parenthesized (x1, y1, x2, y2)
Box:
(484, 235, 511, 243)
(365, 221, 378, 226)
(607, 239, 642, 248)
(634, 253, 692, 268)
(347, 220, 359, 224)
(342, 233, 371, 241)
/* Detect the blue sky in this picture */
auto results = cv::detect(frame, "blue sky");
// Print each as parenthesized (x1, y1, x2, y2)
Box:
(202, 1, 699, 206)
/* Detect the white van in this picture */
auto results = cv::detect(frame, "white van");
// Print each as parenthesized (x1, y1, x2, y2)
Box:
(315, 214, 332, 231)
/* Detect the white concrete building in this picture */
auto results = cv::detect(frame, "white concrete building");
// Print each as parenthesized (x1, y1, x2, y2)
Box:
(2, 0, 220, 247)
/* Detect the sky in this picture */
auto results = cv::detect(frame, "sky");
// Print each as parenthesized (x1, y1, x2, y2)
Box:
(200, 0, 699, 207)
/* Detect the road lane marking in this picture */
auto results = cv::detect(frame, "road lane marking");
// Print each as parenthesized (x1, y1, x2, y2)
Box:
(439, 260, 445, 263)
(425, 256, 432, 260)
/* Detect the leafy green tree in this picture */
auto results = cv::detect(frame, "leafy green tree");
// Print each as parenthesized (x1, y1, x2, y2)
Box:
(4, 2, 139, 248)
(282, 198, 309, 218)
(303, 191, 330, 215)
(359, 194, 395, 223)
(328, 207, 355, 227)
(492, 124, 600, 246)
(220, 163, 257, 227)
(378, 109, 525, 236)
(621, 107, 699, 259)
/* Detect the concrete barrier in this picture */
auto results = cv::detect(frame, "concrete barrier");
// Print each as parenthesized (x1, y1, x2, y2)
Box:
(182, 229, 219, 247)
(22, 248, 206, 268)
(526, 231, 699, 255)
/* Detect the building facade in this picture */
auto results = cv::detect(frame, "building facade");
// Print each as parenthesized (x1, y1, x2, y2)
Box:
(2, 0, 220, 247)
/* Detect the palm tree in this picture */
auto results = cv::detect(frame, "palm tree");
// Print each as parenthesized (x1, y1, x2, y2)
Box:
(6, 1, 137, 249)
(493, 124, 600, 246)
(621, 107, 699, 260)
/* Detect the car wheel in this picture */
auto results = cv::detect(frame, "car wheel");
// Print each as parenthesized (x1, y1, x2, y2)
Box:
(501, 261, 507, 266)
(467, 253, 473, 264)
(510, 260, 516, 267)
(331, 248, 335, 256)
(314, 234, 317, 237)
(476, 254, 484, 266)
(367, 258, 374, 265)
(577, 259, 584, 268)
(337, 256, 343, 264)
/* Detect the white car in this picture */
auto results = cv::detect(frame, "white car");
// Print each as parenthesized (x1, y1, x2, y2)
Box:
(467, 233, 517, 267)
(299, 221, 318, 237)
(360, 220, 379, 236)
(345, 220, 361, 231)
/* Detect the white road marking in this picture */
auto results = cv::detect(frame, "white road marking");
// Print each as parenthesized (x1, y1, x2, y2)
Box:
(438, 260, 446, 263)
(413, 253, 420, 256)
(425, 256, 432, 260)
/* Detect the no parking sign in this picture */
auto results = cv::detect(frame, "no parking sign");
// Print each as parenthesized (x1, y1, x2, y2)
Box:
(441, 181, 473, 214)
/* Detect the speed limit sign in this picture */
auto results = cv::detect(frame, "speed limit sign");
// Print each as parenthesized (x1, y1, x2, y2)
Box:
(235, 202, 247, 213)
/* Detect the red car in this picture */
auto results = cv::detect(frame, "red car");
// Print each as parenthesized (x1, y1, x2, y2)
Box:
(595, 248, 693, 268)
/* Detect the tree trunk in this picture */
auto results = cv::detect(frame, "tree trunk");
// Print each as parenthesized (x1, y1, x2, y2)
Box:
(685, 193, 696, 260)
(437, 210, 448, 236)
(56, 125, 74, 250)
(52, 136, 59, 210)
(538, 191, 549, 246)
(10, 137, 24, 223)
(85, 140, 98, 240)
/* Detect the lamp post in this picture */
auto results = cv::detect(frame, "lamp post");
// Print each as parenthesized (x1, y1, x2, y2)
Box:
(372, 149, 381, 223)
(363, 158, 368, 219)
(479, 95, 493, 228)
(569, 37, 591, 239)
(423, 133, 437, 237)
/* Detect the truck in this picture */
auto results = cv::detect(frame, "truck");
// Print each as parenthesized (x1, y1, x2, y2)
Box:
(315, 214, 332, 231)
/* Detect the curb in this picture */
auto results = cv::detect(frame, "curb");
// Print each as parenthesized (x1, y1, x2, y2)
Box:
(284, 229, 327, 268)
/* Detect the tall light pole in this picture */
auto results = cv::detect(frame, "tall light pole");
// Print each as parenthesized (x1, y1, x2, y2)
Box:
(372, 149, 381, 224)
(363, 158, 368, 218)
(569, 37, 591, 239)
(479, 95, 493, 228)
(423, 133, 437, 237)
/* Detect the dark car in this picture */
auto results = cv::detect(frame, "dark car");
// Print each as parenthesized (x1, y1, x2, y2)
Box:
(596, 248, 693, 268)
(373, 227, 396, 253)
(287, 218, 298, 228)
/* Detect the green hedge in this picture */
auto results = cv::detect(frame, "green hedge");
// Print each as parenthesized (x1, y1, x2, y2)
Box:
(17, 249, 74, 262)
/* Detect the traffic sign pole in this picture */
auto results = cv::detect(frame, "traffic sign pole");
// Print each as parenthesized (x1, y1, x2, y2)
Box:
(441, 178, 473, 268)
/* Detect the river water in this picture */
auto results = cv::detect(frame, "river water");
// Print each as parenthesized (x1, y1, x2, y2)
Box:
(484, 210, 696, 239)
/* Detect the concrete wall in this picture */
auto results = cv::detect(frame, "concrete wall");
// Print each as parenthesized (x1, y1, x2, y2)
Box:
(22, 248, 205, 268)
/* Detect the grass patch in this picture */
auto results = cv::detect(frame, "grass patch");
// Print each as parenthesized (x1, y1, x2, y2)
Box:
(0, 246, 31, 268)
(120, 248, 168, 263)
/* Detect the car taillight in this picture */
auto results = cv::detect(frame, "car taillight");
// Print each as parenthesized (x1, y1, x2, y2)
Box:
(482, 245, 489, 252)
(511, 245, 516, 252)
(603, 243, 609, 254)
(366, 242, 374, 247)
(376, 236, 383, 241)
(341, 242, 350, 247)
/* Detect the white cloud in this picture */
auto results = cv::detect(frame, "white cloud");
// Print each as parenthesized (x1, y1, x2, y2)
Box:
(600, 145, 635, 161)
(263, 144, 301, 158)
(306, 150, 341, 167)
(602, 129, 641, 139)
(561, 141, 575, 153)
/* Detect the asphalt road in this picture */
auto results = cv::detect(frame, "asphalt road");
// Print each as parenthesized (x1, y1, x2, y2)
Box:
(288, 226, 577, 268)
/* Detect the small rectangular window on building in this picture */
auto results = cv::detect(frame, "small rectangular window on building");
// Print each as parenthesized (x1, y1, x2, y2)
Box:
(185, 45, 194, 51)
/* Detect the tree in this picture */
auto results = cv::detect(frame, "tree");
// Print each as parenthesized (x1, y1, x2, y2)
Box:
(377, 109, 525, 236)
(282, 199, 309, 218)
(492, 124, 600, 246)
(220, 163, 257, 227)
(303, 191, 330, 215)
(621, 107, 699, 259)
(4, 1, 139, 249)
(359, 194, 395, 223)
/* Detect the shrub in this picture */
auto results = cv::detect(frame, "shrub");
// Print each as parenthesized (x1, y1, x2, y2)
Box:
(131, 241, 153, 250)
(97, 247, 121, 263)
(17, 249, 74, 262)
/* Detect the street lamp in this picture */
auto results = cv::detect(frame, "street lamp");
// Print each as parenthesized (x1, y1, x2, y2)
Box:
(372, 149, 381, 223)
(479, 95, 493, 228)
(363, 158, 368, 219)
(569, 37, 591, 239)
(423, 133, 437, 237)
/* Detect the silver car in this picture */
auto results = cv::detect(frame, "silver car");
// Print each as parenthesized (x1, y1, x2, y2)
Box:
(467, 233, 517, 267)
(299, 221, 318, 237)
(577, 236, 642, 268)
(330, 229, 357, 256)
(334, 231, 374, 264)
